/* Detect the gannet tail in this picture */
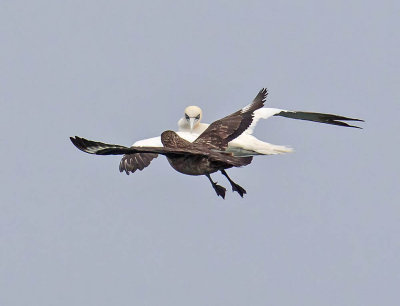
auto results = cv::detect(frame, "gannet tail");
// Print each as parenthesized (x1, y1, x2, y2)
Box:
(227, 133, 293, 156)
(252, 143, 294, 155)
(226, 142, 293, 157)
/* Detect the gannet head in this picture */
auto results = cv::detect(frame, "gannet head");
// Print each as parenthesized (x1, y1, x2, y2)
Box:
(184, 106, 202, 132)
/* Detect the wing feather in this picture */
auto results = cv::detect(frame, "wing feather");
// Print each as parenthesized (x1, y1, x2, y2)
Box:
(274, 111, 364, 128)
(194, 88, 268, 150)
(119, 153, 158, 175)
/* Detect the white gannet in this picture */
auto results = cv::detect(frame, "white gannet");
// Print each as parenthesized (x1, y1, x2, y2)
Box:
(70, 88, 363, 199)
(120, 89, 363, 174)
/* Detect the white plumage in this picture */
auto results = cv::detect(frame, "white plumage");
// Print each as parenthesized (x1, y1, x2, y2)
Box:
(131, 99, 363, 156)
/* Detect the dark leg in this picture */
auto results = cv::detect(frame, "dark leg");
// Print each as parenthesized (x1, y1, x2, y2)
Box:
(205, 173, 226, 199)
(220, 169, 246, 198)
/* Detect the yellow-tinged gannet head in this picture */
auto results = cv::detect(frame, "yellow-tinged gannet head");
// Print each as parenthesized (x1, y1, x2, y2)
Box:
(184, 106, 202, 132)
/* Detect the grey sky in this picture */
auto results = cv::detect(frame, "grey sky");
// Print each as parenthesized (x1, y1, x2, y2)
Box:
(1, 0, 399, 305)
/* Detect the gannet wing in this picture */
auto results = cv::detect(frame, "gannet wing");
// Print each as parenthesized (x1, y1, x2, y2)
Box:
(245, 108, 283, 135)
(133, 136, 163, 147)
(132, 132, 201, 146)
(193, 88, 268, 150)
(245, 108, 364, 134)
(176, 131, 201, 142)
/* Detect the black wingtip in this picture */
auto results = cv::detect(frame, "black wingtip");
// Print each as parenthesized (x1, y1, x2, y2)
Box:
(275, 111, 364, 129)
(70, 136, 79, 146)
(70, 136, 78, 147)
(70, 136, 87, 152)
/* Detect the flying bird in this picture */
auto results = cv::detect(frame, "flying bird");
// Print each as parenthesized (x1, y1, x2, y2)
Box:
(70, 88, 363, 198)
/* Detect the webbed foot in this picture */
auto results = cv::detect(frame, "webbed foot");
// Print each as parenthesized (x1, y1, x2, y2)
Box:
(231, 183, 246, 198)
(212, 183, 226, 199)
(220, 169, 247, 198)
(206, 173, 227, 199)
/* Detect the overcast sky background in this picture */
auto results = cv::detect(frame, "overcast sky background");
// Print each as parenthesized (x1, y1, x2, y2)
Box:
(1, 1, 399, 305)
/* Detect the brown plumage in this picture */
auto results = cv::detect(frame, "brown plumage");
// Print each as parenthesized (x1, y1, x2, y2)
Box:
(70, 88, 268, 198)
(119, 153, 158, 174)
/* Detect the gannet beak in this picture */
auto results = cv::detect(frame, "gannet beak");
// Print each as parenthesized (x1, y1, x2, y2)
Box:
(189, 117, 195, 132)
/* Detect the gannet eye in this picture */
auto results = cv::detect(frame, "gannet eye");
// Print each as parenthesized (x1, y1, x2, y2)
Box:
(195, 115, 200, 120)
(185, 114, 190, 120)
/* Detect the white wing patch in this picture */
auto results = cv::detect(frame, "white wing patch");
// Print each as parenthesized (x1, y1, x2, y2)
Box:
(245, 108, 285, 135)
(132, 132, 201, 147)
(133, 136, 163, 147)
